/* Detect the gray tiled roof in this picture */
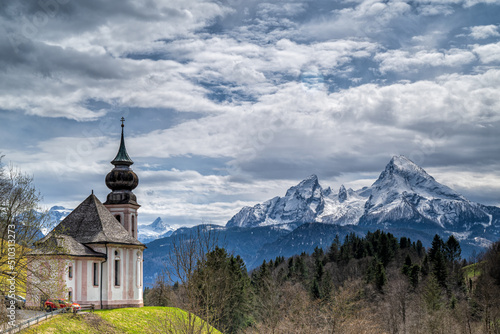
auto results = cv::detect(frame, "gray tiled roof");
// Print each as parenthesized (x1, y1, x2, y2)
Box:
(41, 194, 143, 246)
(31, 234, 106, 258)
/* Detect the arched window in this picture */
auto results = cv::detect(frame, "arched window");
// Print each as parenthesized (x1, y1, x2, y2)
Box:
(131, 215, 135, 237)
(136, 251, 141, 287)
(115, 215, 121, 223)
(93, 263, 99, 286)
(114, 251, 120, 286)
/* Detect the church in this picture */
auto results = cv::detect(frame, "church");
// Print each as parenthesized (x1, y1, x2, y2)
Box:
(26, 119, 145, 309)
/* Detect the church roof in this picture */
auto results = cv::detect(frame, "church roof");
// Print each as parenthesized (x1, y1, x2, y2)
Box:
(111, 119, 133, 166)
(31, 234, 106, 258)
(40, 194, 143, 246)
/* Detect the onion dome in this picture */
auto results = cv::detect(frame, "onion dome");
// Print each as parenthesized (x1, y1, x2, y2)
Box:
(104, 118, 139, 205)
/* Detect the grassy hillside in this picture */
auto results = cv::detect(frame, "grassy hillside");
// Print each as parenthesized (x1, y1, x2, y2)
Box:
(462, 261, 484, 279)
(22, 307, 222, 334)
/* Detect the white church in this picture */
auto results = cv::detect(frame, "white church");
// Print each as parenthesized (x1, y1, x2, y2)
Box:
(26, 119, 145, 309)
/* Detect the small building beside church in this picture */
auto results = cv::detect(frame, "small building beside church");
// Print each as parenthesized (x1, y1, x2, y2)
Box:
(26, 120, 145, 309)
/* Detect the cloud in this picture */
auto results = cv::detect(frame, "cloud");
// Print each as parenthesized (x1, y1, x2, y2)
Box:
(473, 42, 500, 63)
(375, 48, 476, 73)
(1, 0, 499, 226)
(469, 24, 500, 39)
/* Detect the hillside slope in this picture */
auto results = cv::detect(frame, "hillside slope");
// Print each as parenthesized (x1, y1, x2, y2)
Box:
(23, 307, 221, 334)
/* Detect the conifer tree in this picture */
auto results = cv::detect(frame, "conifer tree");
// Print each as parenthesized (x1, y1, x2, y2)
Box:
(375, 261, 387, 291)
(432, 251, 448, 288)
(444, 235, 461, 263)
(416, 240, 424, 257)
(429, 234, 444, 262)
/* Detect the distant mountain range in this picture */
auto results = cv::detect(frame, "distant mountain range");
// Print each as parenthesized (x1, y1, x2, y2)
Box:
(138, 217, 175, 243)
(228, 155, 499, 235)
(142, 156, 500, 286)
(43, 206, 174, 244)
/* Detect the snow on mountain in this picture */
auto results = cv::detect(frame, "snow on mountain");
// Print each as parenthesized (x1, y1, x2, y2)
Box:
(318, 185, 366, 226)
(41, 206, 72, 235)
(360, 155, 492, 230)
(226, 155, 499, 233)
(226, 175, 324, 227)
(138, 217, 175, 243)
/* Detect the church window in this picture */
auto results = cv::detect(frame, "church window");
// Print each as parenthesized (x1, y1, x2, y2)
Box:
(136, 252, 141, 288)
(93, 263, 99, 286)
(68, 265, 73, 279)
(68, 290, 72, 301)
(114, 259, 120, 286)
(115, 215, 121, 223)
(132, 215, 135, 237)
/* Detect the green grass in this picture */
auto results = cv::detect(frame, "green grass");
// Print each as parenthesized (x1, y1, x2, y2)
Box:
(462, 262, 485, 279)
(22, 306, 222, 334)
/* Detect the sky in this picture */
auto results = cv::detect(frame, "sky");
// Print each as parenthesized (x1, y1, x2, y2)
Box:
(0, 0, 499, 228)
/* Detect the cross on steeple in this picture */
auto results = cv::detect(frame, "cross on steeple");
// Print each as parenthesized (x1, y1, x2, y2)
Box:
(110, 117, 133, 166)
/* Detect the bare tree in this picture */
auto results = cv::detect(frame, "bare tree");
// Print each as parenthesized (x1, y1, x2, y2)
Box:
(384, 272, 411, 334)
(0, 160, 55, 303)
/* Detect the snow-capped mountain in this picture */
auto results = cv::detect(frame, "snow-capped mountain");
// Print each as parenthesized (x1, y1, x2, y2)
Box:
(226, 175, 325, 227)
(40, 206, 72, 235)
(226, 155, 500, 235)
(359, 156, 494, 230)
(138, 217, 175, 243)
(226, 174, 368, 228)
(144, 156, 499, 285)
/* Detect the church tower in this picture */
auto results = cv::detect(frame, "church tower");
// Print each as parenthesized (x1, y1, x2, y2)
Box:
(104, 118, 140, 239)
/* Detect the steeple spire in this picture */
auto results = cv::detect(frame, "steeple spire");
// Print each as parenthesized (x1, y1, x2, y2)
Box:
(105, 117, 139, 207)
(111, 117, 133, 166)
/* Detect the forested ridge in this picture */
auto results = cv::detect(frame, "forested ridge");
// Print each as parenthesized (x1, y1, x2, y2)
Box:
(145, 229, 500, 334)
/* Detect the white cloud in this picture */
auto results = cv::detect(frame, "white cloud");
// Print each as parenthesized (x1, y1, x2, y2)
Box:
(473, 42, 500, 63)
(469, 24, 500, 39)
(375, 48, 476, 73)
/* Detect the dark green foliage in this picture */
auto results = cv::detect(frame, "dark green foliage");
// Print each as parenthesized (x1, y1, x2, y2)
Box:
(445, 235, 461, 263)
(296, 255, 308, 280)
(421, 255, 430, 276)
(315, 257, 325, 281)
(416, 240, 424, 257)
(312, 246, 324, 260)
(311, 278, 321, 299)
(424, 275, 442, 311)
(409, 264, 420, 288)
(193, 247, 252, 334)
(429, 234, 444, 262)
(374, 261, 387, 291)
(402, 254, 412, 275)
(400, 236, 409, 249)
(366, 258, 387, 291)
(327, 237, 340, 262)
(486, 241, 500, 285)
(432, 251, 448, 288)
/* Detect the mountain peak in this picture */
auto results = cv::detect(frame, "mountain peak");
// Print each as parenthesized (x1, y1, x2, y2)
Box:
(387, 155, 427, 175)
(49, 205, 67, 211)
(148, 217, 171, 232)
(375, 155, 434, 187)
(302, 174, 319, 183)
(369, 155, 465, 212)
(338, 185, 347, 203)
(285, 174, 322, 199)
